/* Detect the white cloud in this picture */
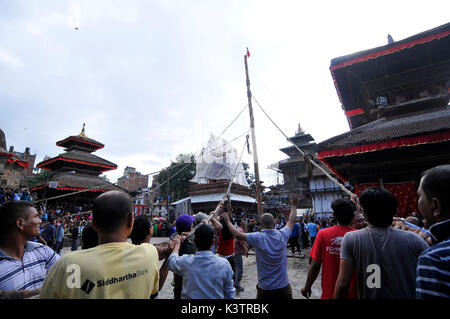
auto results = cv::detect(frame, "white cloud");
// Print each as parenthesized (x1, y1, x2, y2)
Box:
(2, 0, 449, 188)
(0, 49, 23, 68)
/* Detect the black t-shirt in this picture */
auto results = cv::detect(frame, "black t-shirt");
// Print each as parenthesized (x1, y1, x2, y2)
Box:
(71, 226, 79, 238)
(42, 224, 55, 242)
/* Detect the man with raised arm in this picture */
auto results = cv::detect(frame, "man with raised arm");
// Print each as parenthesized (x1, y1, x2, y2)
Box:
(221, 196, 299, 299)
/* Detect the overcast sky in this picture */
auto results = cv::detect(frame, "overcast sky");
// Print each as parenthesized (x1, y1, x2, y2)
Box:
(1, 0, 449, 186)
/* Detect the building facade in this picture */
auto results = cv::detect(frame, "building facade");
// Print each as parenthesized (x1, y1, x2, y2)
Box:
(317, 23, 450, 217)
(278, 125, 350, 218)
(0, 129, 36, 189)
(117, 166, 149, 192)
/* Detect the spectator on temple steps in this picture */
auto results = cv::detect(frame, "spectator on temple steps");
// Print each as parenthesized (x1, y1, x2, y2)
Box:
(416, 165, 450, 299)
(334, 188, 429, 299)
(13, 190, 21, 201)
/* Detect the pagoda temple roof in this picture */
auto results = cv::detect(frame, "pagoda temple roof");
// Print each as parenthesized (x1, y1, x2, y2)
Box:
(279, 142, 317, 157)
(330, 22, 450, 129)
(31, 173, 123, 193)
(316, 109, 450, 183)
(56, 135, 104, 151)
(36, 150, 117, 172)
(330, 23, 450, 70)
(317, 109, 450, 155)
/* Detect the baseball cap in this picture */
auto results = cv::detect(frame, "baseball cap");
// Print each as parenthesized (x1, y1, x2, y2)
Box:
(176, 214, 195, 233)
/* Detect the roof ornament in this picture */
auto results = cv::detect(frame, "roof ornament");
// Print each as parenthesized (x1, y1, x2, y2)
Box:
(387, 34, 394, 44)
(295, 123, 305, 136)
(79, 123, 87, 137)
(0, 128, 6, 151)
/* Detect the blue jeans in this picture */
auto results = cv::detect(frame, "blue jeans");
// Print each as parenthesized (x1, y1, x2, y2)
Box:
(71, 239, 79, 251)
(234, 253, 243, 287)
(54, 241, 63, 254)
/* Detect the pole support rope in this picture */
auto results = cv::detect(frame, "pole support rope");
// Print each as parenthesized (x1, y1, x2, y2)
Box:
(252, 95, 354, 197)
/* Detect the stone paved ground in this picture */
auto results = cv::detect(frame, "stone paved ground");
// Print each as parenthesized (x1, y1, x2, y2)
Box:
(152, 237, 322, 300)
(62, 237, 322, 299)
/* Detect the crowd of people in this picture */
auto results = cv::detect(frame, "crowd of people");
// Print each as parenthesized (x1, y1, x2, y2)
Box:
(0, 188, 35, 204)
(0, 164, 448, 299)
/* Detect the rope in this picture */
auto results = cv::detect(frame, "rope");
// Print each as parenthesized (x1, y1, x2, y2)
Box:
(252, 95, 354, 197)
(51, 210, 93, 221)
(213, 104, 248, 143)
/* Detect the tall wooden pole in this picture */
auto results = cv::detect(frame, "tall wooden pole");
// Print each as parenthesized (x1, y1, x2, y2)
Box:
(166, 168, 170, 218)
(244, 53, 264, 217)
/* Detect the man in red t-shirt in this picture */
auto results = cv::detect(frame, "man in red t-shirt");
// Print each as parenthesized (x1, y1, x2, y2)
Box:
(210, 199, 236, 277)
(301, 198, 358, 299)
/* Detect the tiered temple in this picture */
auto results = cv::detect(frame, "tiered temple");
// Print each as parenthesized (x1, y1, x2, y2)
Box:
(31, 125, 123, 206)
(277, 125, 350, 218)
(317, 22, 450, 217)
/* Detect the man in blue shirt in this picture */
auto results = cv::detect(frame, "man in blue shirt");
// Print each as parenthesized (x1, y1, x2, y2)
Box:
(0, 201, 59, 298)
(222, 196, 299, 299)
(54, 221, 65, 255)
(168, 223, 235, 299)
(306, 219, 319, 246)
(41, 218, 56, 250)
(289, 220, 301, 255)
(416, 164, 450, 298)
(13, 190, 21, 201)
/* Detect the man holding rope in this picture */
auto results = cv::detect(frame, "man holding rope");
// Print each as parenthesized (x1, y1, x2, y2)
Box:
(221, 195, 299, 299)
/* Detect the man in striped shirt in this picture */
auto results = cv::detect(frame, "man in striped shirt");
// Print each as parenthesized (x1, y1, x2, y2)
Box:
(416, 164, 450, 299)
(0, 201, 59, 298)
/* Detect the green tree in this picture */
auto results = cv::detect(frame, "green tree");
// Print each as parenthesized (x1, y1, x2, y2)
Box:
(24, 169, 54, 188)
(156, 154, 196, 202)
